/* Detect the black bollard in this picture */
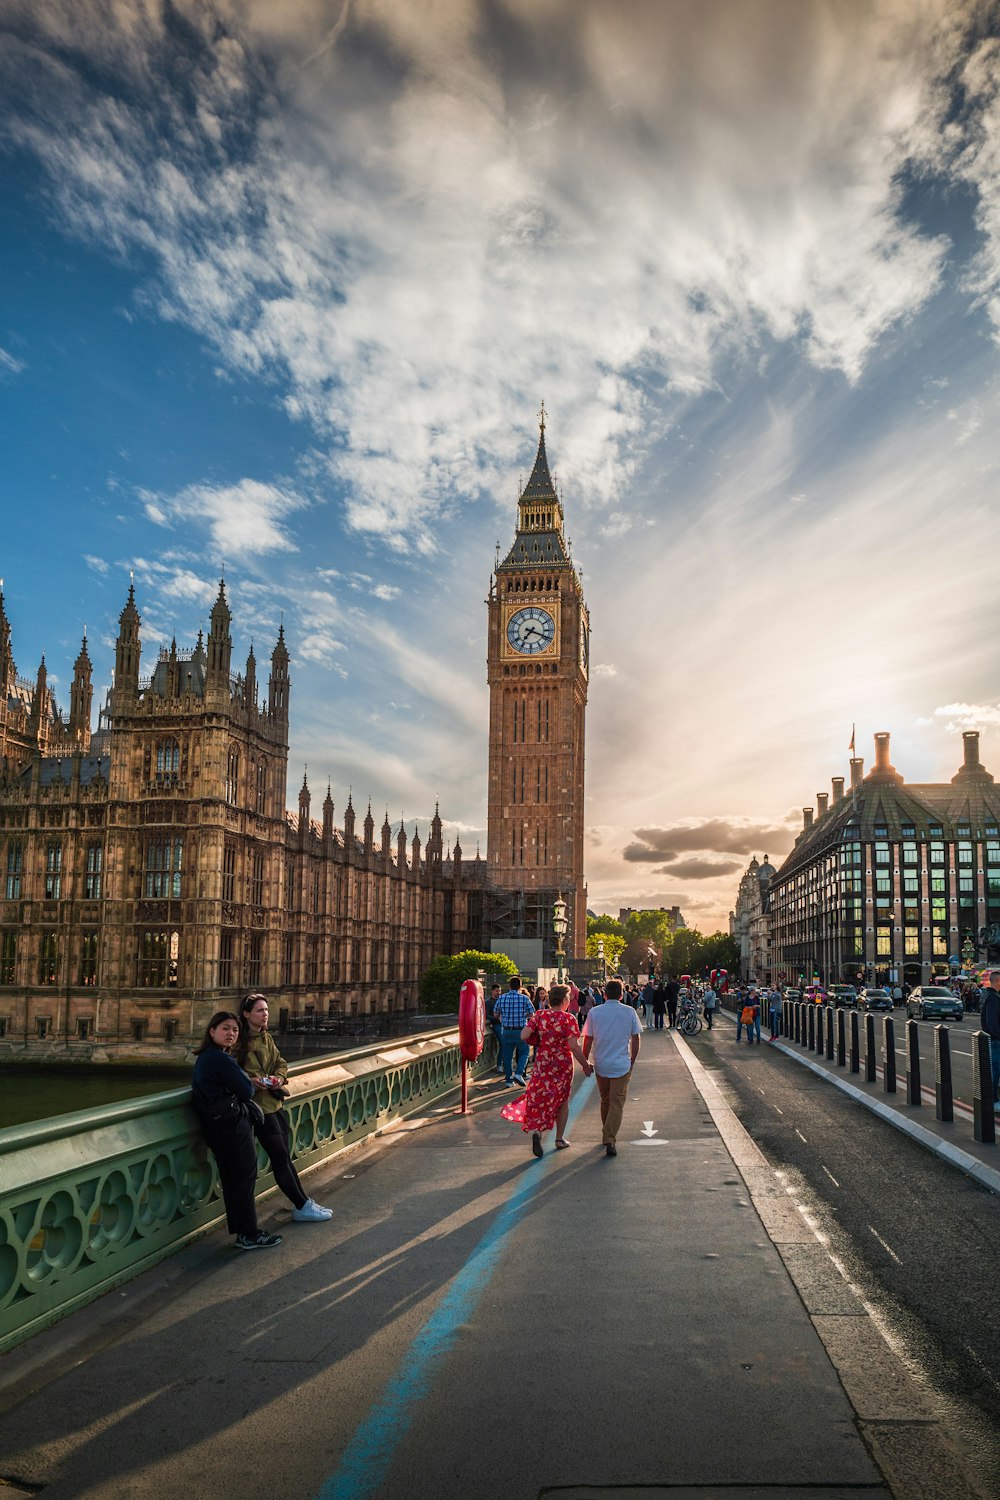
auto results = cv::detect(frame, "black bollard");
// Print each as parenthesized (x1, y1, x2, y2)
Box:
(865, 1013, 876, 1082)
(905, 1019, 922, 1106)
(825, 1006, 835, 1060)
(837, 1007, 846, 1067)
(973, 1030, 997, 1145)
(850, 1009, 860, 1073)
(808, 1005, 815, 1049)
(934, 1025, 953, 1123)
(882, 1015, 897, 1093)
(793, 1002, 799, 1043)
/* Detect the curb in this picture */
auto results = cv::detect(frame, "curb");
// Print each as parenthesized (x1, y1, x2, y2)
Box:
(716, 1002, 1000, 1198)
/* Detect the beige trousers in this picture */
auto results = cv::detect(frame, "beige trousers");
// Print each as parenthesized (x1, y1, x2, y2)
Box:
(595, 1071, 631, 1144)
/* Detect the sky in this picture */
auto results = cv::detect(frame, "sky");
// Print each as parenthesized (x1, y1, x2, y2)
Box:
(2, 0, 1000, 935)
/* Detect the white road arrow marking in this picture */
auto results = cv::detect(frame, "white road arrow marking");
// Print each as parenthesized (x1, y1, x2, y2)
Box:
(641, 1121, 658, 1137)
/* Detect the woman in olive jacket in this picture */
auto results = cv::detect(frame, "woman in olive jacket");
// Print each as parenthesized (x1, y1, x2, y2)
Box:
(235, 993, 333, 1223)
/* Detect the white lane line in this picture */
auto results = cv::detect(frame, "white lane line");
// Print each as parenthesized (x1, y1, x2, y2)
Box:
(868, 1225, 902, 1264)
(795, 1128, 807, 1143)
(822, 1165, 840, 1188)
(773, 1104, 784, 1115)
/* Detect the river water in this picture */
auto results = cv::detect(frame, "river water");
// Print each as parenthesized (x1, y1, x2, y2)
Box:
(0, 1068, 188, 1130)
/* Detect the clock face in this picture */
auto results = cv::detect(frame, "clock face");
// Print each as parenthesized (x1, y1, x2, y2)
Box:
(579, 616, 590, 674)
(507, 606, 556, 655)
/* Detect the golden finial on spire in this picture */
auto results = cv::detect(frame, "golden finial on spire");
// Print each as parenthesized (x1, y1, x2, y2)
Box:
(539, 399, 546, 435)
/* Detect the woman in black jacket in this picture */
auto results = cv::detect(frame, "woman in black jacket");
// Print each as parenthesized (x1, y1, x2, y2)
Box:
(191, 1011, 282, 1251)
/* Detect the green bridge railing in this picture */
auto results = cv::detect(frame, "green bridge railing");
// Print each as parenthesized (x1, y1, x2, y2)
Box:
(0, 1026, 496, 1354)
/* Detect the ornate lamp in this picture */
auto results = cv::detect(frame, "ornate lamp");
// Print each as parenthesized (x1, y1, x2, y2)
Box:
(553, 894, 568, 983)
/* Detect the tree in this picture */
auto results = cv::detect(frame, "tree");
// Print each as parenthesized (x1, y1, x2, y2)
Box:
(586, 931, 626, 971)
(587, 914, 625, 939)
(419, 949, 519, 1013)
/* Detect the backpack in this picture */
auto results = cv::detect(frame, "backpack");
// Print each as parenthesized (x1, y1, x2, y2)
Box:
(740, 1004, 755, 1024)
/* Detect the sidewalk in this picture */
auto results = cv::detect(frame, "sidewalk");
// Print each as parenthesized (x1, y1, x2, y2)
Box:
(717, 1003, 1000, 1196)
(0, 1028, 985, 1500)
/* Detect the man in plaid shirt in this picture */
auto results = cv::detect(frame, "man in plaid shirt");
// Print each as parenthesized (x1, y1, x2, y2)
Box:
(493, 976, 534, 1087)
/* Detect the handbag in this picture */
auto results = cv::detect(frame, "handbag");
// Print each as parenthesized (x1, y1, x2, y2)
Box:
(740, 1005, 755, 1024)
(241, 1097, 266, 1127)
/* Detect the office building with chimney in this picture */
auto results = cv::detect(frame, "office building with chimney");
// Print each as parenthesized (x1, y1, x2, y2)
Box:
(766, 730, 1000, 988)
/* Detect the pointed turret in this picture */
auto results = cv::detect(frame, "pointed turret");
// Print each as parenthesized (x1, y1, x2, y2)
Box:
(323, 781, 334, 839)
(113, 580, 142, 702)
(344, 790, 356, 844)
(269, 623, 290, 721)
(397, 818, 408, 869)
(363, 799, 375, 853)
(69, 633, 93, 748)
(28, 655, 49, 748)
(245, 641, 257, 707)
(411, 823, 422, 866)
(428, 800, 443, 866)
(381, 808, 392, 857)
(206, 579, 232, 682)
(298, 769, 311, 831)
(0, 585, 15, 693)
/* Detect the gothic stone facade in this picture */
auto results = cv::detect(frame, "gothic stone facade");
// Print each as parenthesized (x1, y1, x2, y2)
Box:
(486, 416, 589, 959)
(0, 583, 487, 1058)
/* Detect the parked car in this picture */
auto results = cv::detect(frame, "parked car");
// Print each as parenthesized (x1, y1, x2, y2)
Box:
(905, 986, 964, 1022)
(783, 986, 801, 1001)
(827, 984, 858, 1006)
(857, 987, 893, 1012)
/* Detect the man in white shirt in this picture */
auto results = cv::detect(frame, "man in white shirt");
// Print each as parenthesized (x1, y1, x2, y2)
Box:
(582, 977, 642, 1156)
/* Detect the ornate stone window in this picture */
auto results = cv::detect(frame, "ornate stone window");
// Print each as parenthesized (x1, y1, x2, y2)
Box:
(0, 930, 15, 985)
(156, 738, 180, 783)
(222, 842, 236, 903)
(144, 836, 183, 899)
(5, 841, 22, 900)
(255, 759, 267, 815)
(225, 746, 240, 805)
(250, 849, 265, 906)
(44, 842, 62, 900)
(79, 932, 99, 986)
(39, 932, 59, 985)
(138, 929, 179, 987)
(84, 841, 103, 899)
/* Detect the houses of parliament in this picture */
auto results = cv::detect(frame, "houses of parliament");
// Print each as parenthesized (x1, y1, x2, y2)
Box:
(0, 418, 589, 1056)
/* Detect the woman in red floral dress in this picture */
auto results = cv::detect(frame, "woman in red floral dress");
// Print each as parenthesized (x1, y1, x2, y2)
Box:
(501, 985, 592, 1157)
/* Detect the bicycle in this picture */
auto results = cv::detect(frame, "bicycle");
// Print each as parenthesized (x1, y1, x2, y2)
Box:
(678, 998, 703, 1035)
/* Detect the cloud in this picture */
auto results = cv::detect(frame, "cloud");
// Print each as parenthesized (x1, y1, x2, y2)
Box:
(141, 479, 307, 558)
(0, 345, 25, 377)
(83, 554, 109, 575)
(651, 858, 741, 880)
(623, 818, 796, 861)
(931, 701, 1000, 730)
(593, 663, 617, 677)
(0, 0, 987, 552)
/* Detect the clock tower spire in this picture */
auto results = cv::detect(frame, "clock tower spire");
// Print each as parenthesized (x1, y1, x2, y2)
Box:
(486, 410, 589, 963)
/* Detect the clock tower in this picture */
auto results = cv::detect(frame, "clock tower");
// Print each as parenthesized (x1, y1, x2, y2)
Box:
(487, 410, 589, 961)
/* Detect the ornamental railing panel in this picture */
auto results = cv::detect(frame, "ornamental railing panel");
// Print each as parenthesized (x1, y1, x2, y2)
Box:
(0, 1026, 495, 1353)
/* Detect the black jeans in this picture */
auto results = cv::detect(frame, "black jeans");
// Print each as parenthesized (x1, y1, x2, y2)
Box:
(254, 1108, 308, 1210)
(203, 1112, 259, 1237)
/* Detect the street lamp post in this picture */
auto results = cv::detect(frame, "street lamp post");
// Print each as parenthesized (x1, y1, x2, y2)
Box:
(597, 936, 606, 983)
(553, 894, 568, 984)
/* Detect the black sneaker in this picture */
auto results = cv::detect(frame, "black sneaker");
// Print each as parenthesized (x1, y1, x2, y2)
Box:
(531, 1132, 543, 1158)
(235, 1231, 283, 1250)
(605, 1142, 617, 1157)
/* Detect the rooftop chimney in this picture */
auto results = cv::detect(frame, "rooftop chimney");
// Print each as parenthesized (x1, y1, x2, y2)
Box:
(817, 792, 829, 817)
(952, 728, 994, 784)
(832, 776, 845, 803)
(870, 731, 903, 783)
(803, 806, 814, 830)
(850, 757, 864, 790)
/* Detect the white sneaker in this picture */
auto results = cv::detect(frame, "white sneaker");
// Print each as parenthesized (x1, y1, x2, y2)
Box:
(292, 1198, 333, 1222)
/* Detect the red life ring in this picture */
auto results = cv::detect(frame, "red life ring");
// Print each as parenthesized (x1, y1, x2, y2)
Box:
(458, 978, 485, 1061)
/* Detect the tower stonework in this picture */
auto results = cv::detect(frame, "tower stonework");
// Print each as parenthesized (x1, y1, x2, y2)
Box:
(486, 414, 589, 959)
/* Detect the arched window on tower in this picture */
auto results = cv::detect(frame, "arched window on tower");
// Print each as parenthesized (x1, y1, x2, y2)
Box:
(255, 758, 267, 814)
(156, 738, 180, 783)
(225, 746, 240, 805)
